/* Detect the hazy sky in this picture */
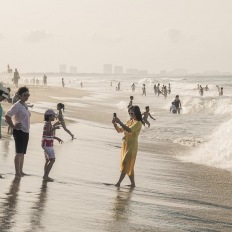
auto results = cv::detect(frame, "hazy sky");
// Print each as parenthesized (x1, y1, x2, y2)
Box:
(1, 0, 232, 73)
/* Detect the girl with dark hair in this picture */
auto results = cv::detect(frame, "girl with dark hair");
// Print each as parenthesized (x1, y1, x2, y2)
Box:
(5, 87, 31, 178)
(57, 103, 74, 139)
(112, 105, 143, 188)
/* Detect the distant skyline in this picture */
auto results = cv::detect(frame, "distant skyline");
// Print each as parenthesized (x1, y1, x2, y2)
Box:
(1, 0, 232, 73)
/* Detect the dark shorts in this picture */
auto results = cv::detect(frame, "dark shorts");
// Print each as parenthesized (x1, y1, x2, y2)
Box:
(13, 129, 29, 154)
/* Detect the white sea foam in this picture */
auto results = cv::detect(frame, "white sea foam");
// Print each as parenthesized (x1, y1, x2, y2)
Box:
(180, 118, 232, 170)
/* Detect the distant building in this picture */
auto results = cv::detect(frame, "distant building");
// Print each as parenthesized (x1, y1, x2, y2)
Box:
(138, 70, 148, 75)
(103, 64, 113, 74)
(70, 66, 77, 74)
(160, 70, 167, 75)
(126, 69, 139, 75)
(59, 64, 67, 73)
(114, 66, 123, 75)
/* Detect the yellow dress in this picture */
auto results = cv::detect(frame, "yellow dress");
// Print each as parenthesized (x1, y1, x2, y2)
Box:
(118, 119, 142, 176)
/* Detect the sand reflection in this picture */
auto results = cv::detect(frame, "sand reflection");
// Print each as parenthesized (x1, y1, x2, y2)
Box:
(111, 188, 133, 224)
(25, 181, 48, 232)
(0, 178, 21, 232)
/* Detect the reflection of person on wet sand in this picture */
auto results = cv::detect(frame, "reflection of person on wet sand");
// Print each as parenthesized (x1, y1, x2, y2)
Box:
(112, 106, 143, 188)
(26, 181, 48, 232)
(112, 189, 133, 223)
(0, 178, 21, 231)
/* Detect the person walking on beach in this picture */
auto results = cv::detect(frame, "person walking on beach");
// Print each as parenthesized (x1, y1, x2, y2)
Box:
(174, 95, 182, 114)
(62, 78, 65, 87)
(142, 106, 156, 127)
(112, 106, 143, 188)
(80, 81, 83, 88)
(5, 87, 31, 178)
(57, 103, 74, 139)
(42, 109, 63, 181)
(141, 84, 146, 96)
(13, 69, 20, 88)
(118, 82, 121, 91)
(128, 96, 134, 109)
(43, 74, 47, 86)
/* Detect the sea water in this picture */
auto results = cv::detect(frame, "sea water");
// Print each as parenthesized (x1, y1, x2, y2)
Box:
(0, 73, 232, 231)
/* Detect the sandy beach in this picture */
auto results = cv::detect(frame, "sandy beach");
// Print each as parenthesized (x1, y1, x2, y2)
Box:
(0, 83, 232, 232)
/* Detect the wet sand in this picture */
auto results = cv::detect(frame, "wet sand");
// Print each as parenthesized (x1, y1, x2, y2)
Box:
(0, 86, 232, 231)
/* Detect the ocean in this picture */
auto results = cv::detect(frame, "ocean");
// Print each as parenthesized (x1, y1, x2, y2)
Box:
(0, 73, 232, 231)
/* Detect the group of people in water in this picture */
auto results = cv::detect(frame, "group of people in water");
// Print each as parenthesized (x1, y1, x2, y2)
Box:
(198, 84, 223, 96)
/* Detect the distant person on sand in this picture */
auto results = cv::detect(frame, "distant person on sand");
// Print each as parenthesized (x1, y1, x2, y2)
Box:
(5, 87, 31, 178)
(142, 106, 156, 127)
(57, 103, 74, 139)
(174, 95, 182, 114)
(170, 102, 177, 114)
(216, 85, 220, 93)
(13, 69, 20, 88)
(118, 82, 121, 91)
(141, 84, 146, 96)
(128, 96, 134, 109)
(62, 78, 65, 87)
(43, 74, 47, 86)
(42, 109, 63, 181)
(112, 105, 143, 188)
(80, 81, 83, 88)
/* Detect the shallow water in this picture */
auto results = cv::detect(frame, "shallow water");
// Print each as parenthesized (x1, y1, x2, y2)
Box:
(1, 74, 232, 231)
(1, 122, 232, 232)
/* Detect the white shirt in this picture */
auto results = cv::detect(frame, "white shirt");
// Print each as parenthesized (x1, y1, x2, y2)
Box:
(170, 105, 177, 113)
(6, 101, 31, 133)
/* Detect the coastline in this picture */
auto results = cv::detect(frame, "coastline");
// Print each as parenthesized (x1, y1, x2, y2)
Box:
(1, 84, 232, 231)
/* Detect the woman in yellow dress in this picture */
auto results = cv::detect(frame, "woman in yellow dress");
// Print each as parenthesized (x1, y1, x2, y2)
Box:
(112, 106, 143, 188)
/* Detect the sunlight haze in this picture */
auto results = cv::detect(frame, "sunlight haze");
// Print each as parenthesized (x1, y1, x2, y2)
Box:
(0, 0, 232, 73)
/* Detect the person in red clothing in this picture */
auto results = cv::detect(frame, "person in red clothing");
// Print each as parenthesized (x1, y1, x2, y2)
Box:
(42, 109, 63, 181)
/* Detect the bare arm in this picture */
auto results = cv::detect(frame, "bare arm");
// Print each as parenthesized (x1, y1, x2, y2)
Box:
(148, 113, 156, 120)
(54, 136, 63, 144)
(5, 115, 22, 130)
(114, 117, 131, 133)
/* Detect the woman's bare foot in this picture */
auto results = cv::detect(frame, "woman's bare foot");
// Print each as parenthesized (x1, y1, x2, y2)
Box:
(21, 172, 28, 177)
(43, 176, 54, 182)
(114, 183, 120, 187)
(71, 134, 74, 140)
